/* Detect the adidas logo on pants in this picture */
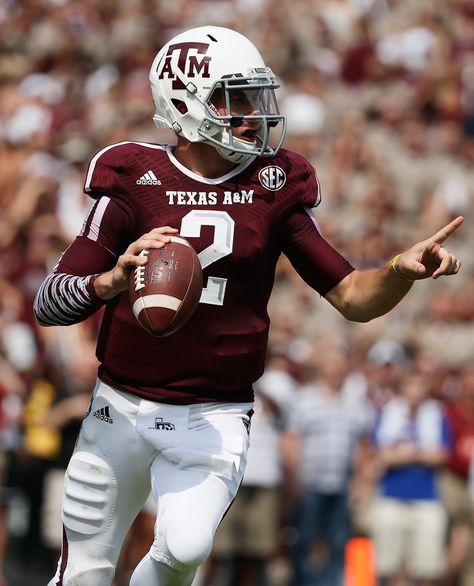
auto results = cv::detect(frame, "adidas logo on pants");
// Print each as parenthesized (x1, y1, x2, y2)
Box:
(93, 405, 114, 424)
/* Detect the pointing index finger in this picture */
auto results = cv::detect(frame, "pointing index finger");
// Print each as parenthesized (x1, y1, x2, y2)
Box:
(430, 216, 464, 244)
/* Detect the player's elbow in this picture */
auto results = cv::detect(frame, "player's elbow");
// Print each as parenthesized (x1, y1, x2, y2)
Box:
(325, 278, 375, 322)
(338, 305, 375, 323)
(325, 272, 382, 323)
(33, 298, 51, 326)
(33, 293, 70, 327)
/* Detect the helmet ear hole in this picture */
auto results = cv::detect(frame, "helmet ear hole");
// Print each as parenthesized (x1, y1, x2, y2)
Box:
(172, 99, 188, 115)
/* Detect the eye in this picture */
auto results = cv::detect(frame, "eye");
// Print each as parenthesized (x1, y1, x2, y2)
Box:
(231, 93, 245, 105)
(230, 91, 254, 113)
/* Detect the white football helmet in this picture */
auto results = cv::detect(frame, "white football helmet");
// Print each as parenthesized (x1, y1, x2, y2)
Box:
(149, 26, 286, 163)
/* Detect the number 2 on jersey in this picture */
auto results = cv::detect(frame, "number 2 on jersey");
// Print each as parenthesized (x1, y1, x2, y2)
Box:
(180, 210, 235, 306)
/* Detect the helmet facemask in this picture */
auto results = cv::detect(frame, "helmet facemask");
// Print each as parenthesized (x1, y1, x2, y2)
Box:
(199, 73, 286, 163)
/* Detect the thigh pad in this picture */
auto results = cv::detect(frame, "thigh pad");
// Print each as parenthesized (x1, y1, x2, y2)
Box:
(62, 450, 116, 536)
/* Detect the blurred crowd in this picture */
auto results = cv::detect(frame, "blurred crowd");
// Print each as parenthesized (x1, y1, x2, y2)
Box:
(1, 0, 474, 585)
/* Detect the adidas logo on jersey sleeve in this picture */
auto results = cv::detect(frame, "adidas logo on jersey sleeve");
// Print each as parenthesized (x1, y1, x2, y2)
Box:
(136, 170, 161, 185)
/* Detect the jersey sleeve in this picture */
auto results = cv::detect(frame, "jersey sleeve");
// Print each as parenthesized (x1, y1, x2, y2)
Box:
(34, 194, 134, 326)
(282, 150, 321, 209)
(298, 156, 321, 208)
(84, 142, 130, 198)
(281, 205, 354, 296)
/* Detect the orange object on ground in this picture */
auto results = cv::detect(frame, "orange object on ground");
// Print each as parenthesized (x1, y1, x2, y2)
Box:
(344, 537, 375, 586)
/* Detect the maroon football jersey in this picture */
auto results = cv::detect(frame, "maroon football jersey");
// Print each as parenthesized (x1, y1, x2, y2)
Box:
(55, 142, 354, 403)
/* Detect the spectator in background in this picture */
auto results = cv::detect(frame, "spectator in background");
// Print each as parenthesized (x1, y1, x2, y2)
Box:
(279, 88, 326, 161)
(365, 339, 410, 411)
(282, 349, 374, 586)
(442, 364, 474, 586)
(0, 349, 25, 586)
(370, 370, 451, 586)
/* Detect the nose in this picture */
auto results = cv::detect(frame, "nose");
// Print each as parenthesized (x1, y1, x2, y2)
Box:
(243, 104, 261, 126)
(245, 114, 261, 130)
(235, 93, 260, 117)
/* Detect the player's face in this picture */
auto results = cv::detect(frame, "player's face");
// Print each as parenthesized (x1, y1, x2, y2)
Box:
(208, 87, 262, 142)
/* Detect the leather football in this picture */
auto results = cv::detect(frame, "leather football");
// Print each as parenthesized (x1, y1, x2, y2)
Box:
(129, 236, 203, 336)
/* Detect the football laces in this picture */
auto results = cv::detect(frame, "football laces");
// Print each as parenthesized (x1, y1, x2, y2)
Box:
(133, 250, 149, 291)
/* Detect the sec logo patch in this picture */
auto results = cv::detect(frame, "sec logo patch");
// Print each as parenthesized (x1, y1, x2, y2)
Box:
(258, 165, 286, 191)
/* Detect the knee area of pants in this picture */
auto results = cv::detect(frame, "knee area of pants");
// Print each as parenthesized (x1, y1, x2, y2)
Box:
(165, 524, 213, 567)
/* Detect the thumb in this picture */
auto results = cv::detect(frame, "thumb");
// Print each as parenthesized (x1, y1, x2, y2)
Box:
(396, 253, 427, 278)
(407, 259, 427, 278)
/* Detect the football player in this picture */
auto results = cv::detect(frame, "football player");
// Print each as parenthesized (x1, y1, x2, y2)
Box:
(34, 25, 462, 586)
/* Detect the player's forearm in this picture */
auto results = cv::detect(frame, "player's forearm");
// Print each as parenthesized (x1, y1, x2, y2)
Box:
(326, 217, 463, 322)
(327, 265, 413, 322)
(93, 269, 129, 300)
(34, 271, 105, 326)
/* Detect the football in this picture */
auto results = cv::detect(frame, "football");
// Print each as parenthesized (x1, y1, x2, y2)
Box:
(129, 236, 203, 337)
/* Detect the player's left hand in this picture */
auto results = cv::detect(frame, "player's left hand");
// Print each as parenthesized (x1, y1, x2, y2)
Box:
(394, 216, 463, 281)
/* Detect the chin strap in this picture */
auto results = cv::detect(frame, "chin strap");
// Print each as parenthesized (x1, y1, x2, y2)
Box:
(211, 128, 257, 163)
(214, 144, 253, 163)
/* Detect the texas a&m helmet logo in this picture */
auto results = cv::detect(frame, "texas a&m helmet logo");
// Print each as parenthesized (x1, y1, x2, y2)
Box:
(258, 165, 287, 191)
(157, 42, 211, 90)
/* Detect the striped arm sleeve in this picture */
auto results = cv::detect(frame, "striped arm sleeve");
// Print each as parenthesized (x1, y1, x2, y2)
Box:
(33, 194, 132, 327)
(33, 270, 103, 326)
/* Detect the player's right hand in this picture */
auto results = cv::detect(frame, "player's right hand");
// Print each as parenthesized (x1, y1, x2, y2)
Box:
(94, 226, 178, 300)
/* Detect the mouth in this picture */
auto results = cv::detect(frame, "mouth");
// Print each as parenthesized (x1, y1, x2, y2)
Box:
(241, 128, 258, 142)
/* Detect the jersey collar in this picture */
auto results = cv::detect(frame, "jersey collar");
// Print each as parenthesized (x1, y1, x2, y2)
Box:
(165, 146, 255, 185)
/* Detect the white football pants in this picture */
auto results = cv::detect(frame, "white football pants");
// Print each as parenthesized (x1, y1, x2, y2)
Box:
(47, 380, 252, 586)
